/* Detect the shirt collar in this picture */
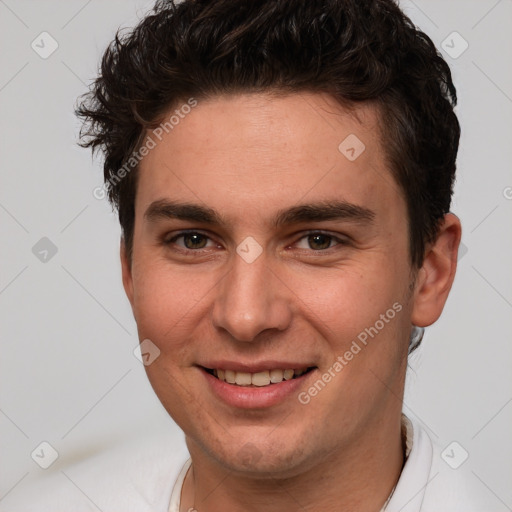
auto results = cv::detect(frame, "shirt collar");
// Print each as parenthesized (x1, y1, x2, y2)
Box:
(384, 414, 433, 512)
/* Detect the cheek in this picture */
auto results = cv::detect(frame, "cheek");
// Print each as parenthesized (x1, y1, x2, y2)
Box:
(130, 256, 221, 355)
(292, 259, 407, 343)
(129, 259, 212, 428)
(295, 267, 409, 419)
(131, 260, 187, 341)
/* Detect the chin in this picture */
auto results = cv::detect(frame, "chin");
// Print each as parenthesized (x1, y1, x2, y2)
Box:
(199, 434, 318, 479)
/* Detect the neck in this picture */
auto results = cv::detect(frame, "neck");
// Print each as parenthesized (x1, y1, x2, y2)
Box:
(180, 412, 404, 512)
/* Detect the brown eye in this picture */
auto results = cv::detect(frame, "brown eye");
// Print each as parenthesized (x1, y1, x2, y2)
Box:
(182, 233, 208, 249)
(307, 234, 333, 250)
(293, 231, 347, 252)
(165, 231, 214, 250)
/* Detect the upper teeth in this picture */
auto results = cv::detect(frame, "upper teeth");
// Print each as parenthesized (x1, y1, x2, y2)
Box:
(213, 368, 308, 386)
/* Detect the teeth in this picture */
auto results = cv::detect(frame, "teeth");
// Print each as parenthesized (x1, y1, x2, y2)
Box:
(269, 369, 284, 383)
(283, 369, 294, 380)
(235, 372, 252, 386)
(252, 371, 270, 387)
(212, 368, 310, 386)
(225, 370, 236, 384)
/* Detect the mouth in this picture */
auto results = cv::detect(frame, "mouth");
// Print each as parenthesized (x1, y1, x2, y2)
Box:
(202, 366, 317, 387)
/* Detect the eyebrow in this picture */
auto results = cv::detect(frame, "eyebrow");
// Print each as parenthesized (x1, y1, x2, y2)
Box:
(273, 201, 375, 227)
(144, 199, 375, 228)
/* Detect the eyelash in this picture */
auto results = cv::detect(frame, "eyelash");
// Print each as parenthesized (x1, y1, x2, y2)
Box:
(163, 230, 348, 254)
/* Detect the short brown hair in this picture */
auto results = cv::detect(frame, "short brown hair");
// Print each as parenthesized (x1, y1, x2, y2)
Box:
(77, 0, 460, 269)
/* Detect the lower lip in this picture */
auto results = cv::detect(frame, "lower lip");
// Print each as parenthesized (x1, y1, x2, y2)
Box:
(200, 367, 317, 409)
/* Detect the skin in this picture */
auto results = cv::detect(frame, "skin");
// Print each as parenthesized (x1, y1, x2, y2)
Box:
(121, 92, 461, 512)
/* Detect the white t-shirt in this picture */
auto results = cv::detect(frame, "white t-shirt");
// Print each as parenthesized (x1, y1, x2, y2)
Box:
(1, 416, 492, 511)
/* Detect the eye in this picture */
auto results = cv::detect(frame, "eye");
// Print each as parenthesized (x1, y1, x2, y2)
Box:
(165, 231, 215, 250)
(294, 232, 345, 251)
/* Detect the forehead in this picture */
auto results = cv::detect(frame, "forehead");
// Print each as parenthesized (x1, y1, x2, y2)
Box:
(136, 92, 403, 228)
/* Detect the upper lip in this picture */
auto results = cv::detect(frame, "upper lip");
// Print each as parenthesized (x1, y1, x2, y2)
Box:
(198, 361, 317, 373)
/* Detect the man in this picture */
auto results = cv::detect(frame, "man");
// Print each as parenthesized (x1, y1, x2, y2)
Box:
(6, 0, 489, 510)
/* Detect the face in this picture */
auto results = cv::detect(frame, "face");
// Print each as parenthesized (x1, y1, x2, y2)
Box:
(121, 92, 441, 477)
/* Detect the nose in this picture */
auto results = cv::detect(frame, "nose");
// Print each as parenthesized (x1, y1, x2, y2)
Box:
(211, 252, 292, 342)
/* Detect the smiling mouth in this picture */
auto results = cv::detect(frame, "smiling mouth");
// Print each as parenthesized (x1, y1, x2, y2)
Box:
(203, 367, 317, 387)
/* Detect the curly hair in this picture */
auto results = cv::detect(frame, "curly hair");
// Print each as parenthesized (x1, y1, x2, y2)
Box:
(77, 0, 460, 270)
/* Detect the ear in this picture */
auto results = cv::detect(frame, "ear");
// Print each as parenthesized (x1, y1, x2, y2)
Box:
(411, 213, 462, 327)
(120, 238, 134, 308)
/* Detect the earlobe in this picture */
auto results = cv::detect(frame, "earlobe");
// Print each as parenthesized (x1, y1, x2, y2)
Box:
(120, 238, 135, 307)
(411, 213, 462, 327)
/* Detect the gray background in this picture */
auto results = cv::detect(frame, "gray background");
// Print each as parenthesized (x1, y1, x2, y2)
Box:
(1, 0, 511, 508)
